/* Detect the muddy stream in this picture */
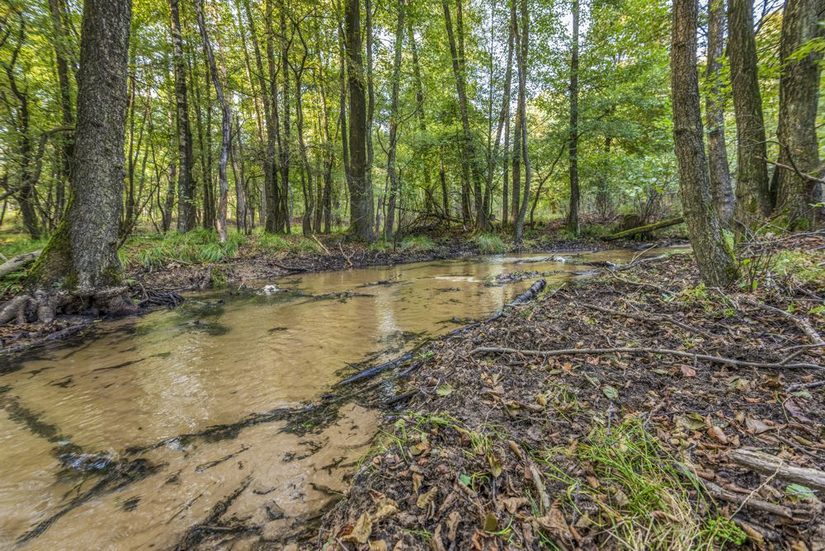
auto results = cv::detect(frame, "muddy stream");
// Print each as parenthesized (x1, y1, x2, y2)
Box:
(0, 249, 655, 549)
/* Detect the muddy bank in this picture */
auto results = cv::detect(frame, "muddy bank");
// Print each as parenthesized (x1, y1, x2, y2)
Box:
(314, 235, 825, 550)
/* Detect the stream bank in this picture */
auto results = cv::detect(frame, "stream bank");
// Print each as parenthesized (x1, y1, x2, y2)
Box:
(314, 234, 825, 550)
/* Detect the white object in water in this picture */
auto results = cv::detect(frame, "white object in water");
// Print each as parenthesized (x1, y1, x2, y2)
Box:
(261, 284, 279, 295)
(552, 256, 567, 263)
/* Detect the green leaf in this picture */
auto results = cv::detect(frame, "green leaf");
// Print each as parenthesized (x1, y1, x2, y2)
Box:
(785, 483, 816, 500)
(436, 384, 454, 397)
(602, 385, 619, 400)
(458, 473, 472, 486)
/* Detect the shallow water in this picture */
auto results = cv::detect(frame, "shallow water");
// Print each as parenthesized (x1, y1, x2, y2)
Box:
(0, 248, 660, 549)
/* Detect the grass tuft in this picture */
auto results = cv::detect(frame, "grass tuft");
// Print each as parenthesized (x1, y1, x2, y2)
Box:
(123, 229, 245, 270)
(475, 233, 507, 254)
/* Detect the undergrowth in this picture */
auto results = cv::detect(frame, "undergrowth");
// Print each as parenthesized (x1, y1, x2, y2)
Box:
(475, 233, 507, 254)
(122, 229, 245, 269)
(544, 418, 745, 550)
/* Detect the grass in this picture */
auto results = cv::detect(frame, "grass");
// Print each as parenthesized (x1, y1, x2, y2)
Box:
(122, 229, 246, 270)
(474, 233, 507, 254)
(368, 235, 438, 253)
(542, 418, 745, 550)
(250, 231, 323, 254)
(771, 249, 825, 287)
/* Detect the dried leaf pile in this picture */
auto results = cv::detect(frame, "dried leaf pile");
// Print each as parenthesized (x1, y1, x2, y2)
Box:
(317, 236, 825, 550)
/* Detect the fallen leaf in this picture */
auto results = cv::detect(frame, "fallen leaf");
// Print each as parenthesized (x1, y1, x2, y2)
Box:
(487, 452, 503, 478)
(412, 473, 423, 493)
(341, 513, 372, 544)
(602, 385, 619, 400)
(676, 413, 705, 431)
(784, 398, 813, 423)
(372, 497, 398, 522)
(446, 510, 461, 541)
(482, 512, 498, 532)
(679, 365, 697, 378)
(785, 483, 816, 501)
(745, 418, 772, 435)
(368, 540, 388, 551)
(416, 486, 437, 509)
(708, 426, 728, 444)
(500, 496, 529, 514)
(535, 507, 573, 543)
(436, 384, 454, 397)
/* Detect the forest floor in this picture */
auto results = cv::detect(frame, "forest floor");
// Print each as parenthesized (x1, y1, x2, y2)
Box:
(0, 227, 673, 356)
(309, 232, 825, 550)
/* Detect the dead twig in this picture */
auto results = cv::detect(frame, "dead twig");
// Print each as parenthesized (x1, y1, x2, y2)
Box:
(470, 346, 823, 371)
(581, 302, 714, 339)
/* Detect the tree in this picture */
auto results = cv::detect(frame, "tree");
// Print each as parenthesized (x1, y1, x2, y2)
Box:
(704, 0, 734, 227)
(170, 0, 195, 233)
(513, 0, 532, 244)
(774, 0, 824, 228)
(728, 0, 771, 224)
(345, 0, 374, 241)
(195, 0, 230, 243)
(566, 0, 580, 236)
(35, 0, 132, 292)
(671, 0, 738, 286)
(384, 0, 405, 239)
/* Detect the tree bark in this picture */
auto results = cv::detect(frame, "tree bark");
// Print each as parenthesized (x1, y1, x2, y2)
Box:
(728, 0, 772, 223)
(279, 2, 292, 233)
(36, 0, 132, 291)
(774, 0, 824, 228)
(671, 0, 738, 286)
(566, 0, 580, 236)
(385, 0, 405, 239)
(705, 0, 735, 228)
(513, 0, 531, 244)
(345, 0, 374, 241)
(195, 0, 230, 243)
(48, 0, 74, 223)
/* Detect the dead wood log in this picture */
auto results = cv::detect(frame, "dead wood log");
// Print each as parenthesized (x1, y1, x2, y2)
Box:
(0, 250, 41, 278)
(470, 346, 823, 371)
(730, 448, 825, 492)
(605, 217, 685, 241)
(510, 279, 547, 305)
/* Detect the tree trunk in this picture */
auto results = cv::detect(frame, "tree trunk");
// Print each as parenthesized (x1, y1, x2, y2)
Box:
(408, 21, 436, 219)
(36, 0, 132, 291)
(566, 0, 580, 236)
(195, 0, 230, 243)
(492, 10, 514, 228)
(705, 0, 734, 228)
(385, 0, 405, 239)
(280, 2, 292, 233)
(513, 0, 531, 244)
(774, 0, 824, 228)
(442, 0, 478, 228)
(48, 0, 74, 222)
(728, 0, 772, 224)
(345, 0, 374, 240)
(170, 0, 196, 233)
(264, 0, 285, 233)
(671, 0, 738, 286)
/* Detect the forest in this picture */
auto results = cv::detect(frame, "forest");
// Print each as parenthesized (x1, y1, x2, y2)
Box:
(0, 0, 824, 549)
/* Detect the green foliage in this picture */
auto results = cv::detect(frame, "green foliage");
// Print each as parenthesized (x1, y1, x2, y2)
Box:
(398, 235, 436, 252)
(474, 233, 507, 254)
(771, 250, 825, 287)
(250, 232, 323, 254)
(123, 229, 245, 270)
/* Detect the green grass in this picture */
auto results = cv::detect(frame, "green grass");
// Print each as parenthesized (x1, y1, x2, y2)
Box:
(771, 249, 825, 287)
(250, 232, 323, 254)
(398, 235, 436, 252)
(0, 233, 47, 259)
(475, 233, 508, 254)
(122, 229, 246, 269)
(542, 418, 745, 550)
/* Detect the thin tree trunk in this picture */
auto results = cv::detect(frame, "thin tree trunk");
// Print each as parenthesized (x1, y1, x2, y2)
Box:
(385, 0, 405, 239)
(170, 0, 195, 232)
(566, 0, 580, 235)
(492, 9, 514, 228)
(774, 0, 824, 228)
(407, 21, 436, 218)
(513, 0, 531, 244)
(671, 0, 738, 286)
(48, 0, 73, 222)
(195, 0, 230, 243)
(280, 2, 292, 233)
(705, 0, 734, 228)
(728, 0, 772, 223)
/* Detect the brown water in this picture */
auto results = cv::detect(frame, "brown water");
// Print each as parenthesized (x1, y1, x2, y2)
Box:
(0, 249, 651, 549)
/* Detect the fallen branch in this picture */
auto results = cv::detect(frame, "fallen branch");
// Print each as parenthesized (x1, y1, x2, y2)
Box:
(312, 235, 331, 255)
(470, 346, 823, 371)
(339, 241, 354, 268)
(271, 261, 307, 273)
(581, 302, 714, 339)
(0, 249, 41, 279)
(730, 448, 825, 492)
(605, 217, 684, 241)
(743, 298, 824, 346)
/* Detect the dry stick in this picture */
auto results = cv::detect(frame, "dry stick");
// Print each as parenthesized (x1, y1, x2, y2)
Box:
(312, 235, 331, 255)
(581, 302, 714, 339)
(730, 448, 825, 492)
(470, 346, 823, 371)
(338, 241, 354, 268)
(743, 298, 824, 346)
